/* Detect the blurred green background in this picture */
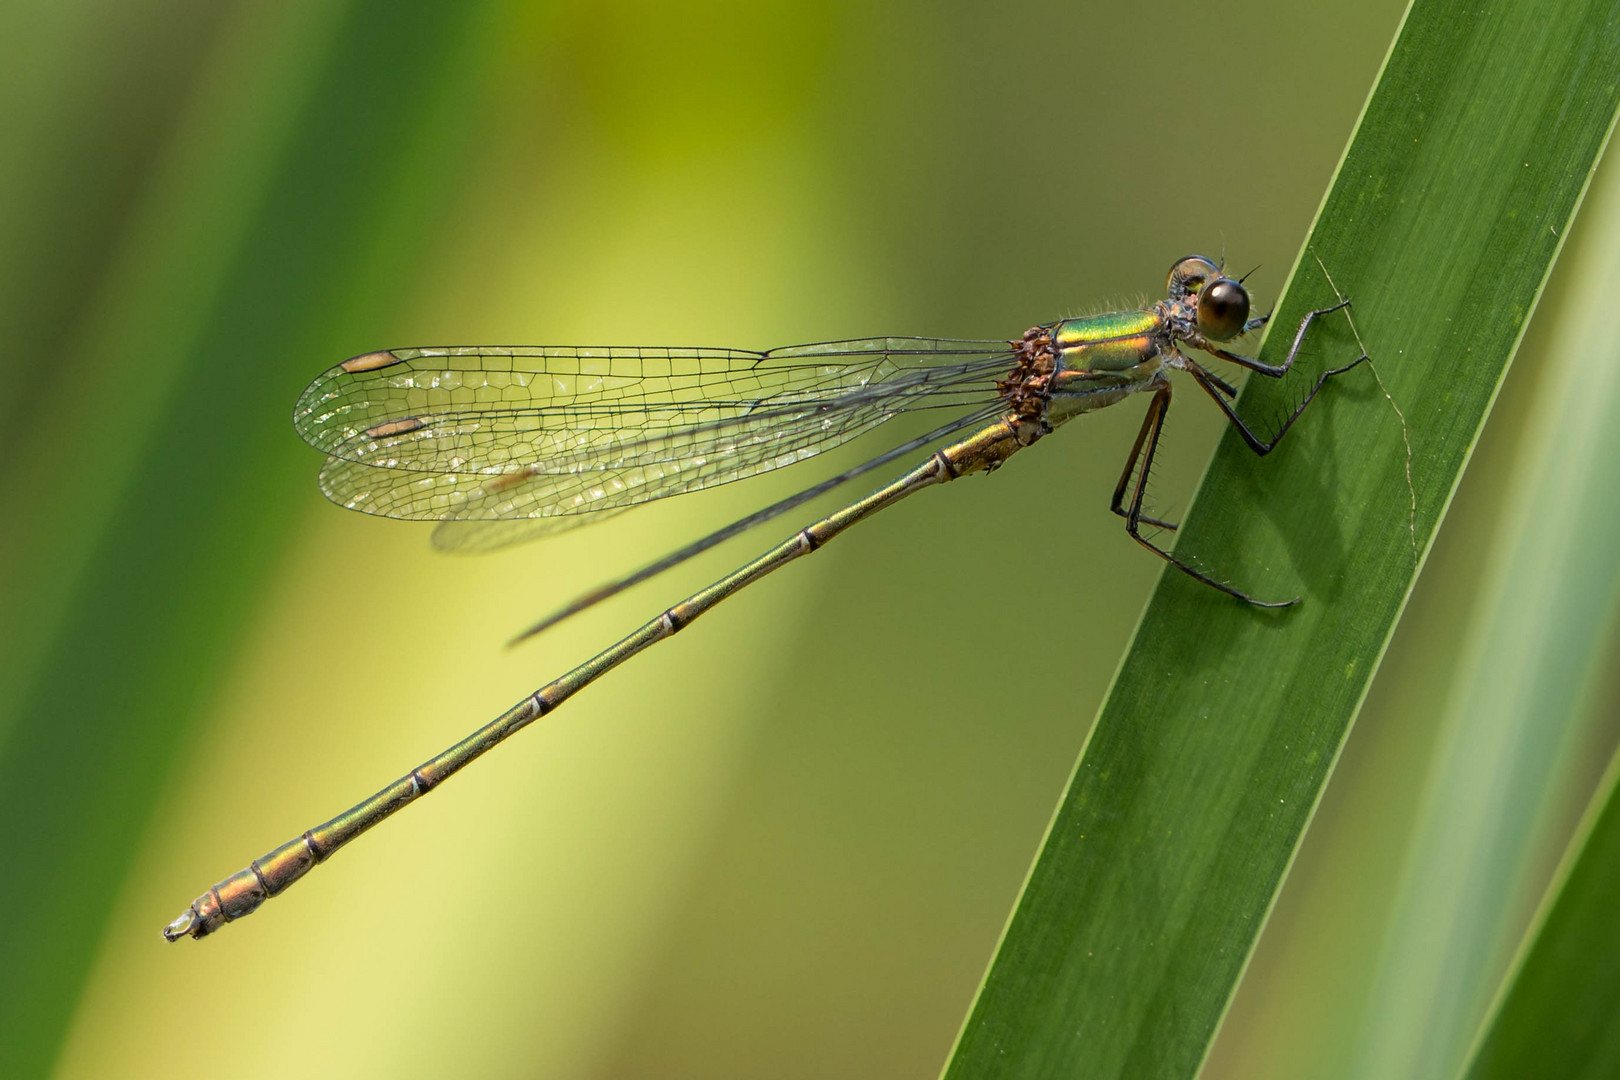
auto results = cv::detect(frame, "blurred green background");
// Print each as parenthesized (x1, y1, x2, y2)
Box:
(7, 0, 1615, 1077)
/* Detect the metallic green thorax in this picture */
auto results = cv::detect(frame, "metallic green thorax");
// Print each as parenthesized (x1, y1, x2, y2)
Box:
(1053, 308, 1162, 349)
(1043, 308, 1170, 426)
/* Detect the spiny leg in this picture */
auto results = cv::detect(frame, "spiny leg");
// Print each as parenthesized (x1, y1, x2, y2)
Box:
(1122, 383, 1295, 608)
(1110, 389, 1179, 531)
(1185, 353, 1367, 456)
(1204, 298, 1352, 376)
(1199, 364, 1239, 398)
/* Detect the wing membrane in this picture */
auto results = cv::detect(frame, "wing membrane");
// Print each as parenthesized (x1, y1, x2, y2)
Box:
(297, 339, 1012, 550)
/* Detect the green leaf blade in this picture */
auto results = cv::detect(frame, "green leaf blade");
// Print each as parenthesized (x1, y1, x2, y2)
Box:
(944, 0, 1620, 1076)
(1464, 754, 1620, 1080)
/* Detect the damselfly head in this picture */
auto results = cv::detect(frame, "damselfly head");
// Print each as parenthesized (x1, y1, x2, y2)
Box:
(1166, 255, 1251, 342)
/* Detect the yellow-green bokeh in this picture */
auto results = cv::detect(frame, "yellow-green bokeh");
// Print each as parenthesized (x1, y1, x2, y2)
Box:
(23, 1, 1599, 1077)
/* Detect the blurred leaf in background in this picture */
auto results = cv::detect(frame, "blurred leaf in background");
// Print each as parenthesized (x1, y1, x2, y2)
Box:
(1, 0, 498, 1075)
(1464, 747, 1620, 1079)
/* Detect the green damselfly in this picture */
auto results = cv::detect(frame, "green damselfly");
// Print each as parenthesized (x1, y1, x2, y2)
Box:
(164, 254, 1365, 941)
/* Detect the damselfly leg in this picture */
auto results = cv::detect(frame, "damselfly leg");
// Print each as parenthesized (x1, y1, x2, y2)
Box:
(1187, 300, 1368, 455)
(1121, 298, 1368, 605)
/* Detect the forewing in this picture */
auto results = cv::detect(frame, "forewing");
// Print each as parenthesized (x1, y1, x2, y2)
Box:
(298, 340, 1011, 549)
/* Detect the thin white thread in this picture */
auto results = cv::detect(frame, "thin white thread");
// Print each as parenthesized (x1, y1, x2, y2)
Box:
(1313, 250, 1418, 562)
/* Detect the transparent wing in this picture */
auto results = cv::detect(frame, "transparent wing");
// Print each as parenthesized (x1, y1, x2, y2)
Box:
(295, 340, 1013, 551)
(431, 510, 635, 553)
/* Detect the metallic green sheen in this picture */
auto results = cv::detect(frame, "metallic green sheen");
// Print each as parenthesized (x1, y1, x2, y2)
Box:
(1051, 308, 1163, 350)
(1058, 335, 1160, 375)
(1043, 310, 1168, 425)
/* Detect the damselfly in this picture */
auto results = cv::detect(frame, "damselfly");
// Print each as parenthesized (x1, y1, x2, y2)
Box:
(164, 254, 1365, 941)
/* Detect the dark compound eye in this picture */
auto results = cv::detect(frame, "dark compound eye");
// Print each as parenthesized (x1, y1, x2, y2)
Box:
(1197, 277, 1250, 341)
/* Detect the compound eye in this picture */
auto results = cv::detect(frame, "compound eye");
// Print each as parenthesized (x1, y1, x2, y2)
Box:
(1167, 255, 1221, 298)
(1197, 278, 1250, 341)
